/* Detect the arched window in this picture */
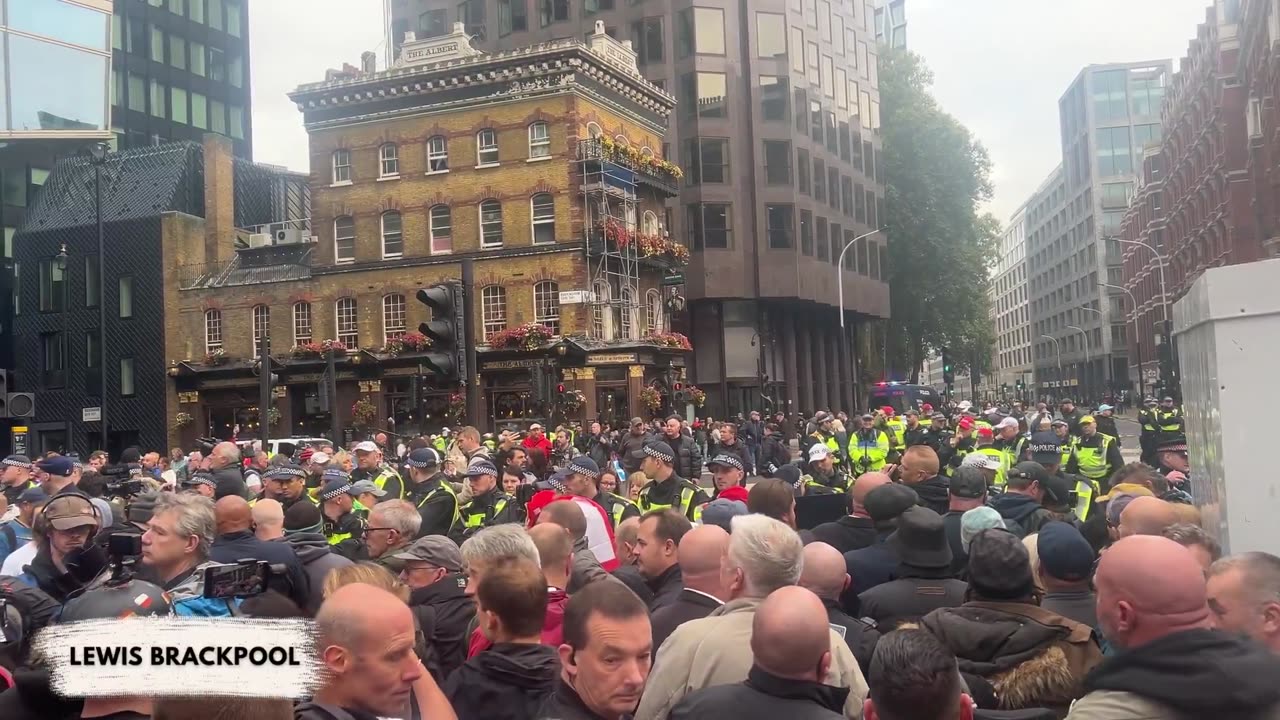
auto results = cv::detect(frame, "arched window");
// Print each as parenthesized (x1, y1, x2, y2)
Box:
(378, 143, 399, 178)
(429, 204, 452, 254)
(331, 149, 351, 183)
(383, 294, 406, 343)
(618, 288, 637, 339)
(293, 301, 312, 344)
(645, 289, 663, 333)
(641, 146, 654, 158)
(381, 210, 403, 259)
(641, 210, 659, 236)
(531, 193, 555, 244)
(204, 309, 223, 353)
(479, 200, 503, 248)
(591, 281, 610, 339)
(534, 281, 560, 335)
(335, 297, 358, 347)
(614, 134, 629, 147)
(476, 128, 499, 165)
(251, 304, 271, 355)
(528, 121, 550, 159)
(334, 216, 355, 264)
(426, 135, 448, 173)
(481, 285, 507, 341)
(586, 122, 602, 139)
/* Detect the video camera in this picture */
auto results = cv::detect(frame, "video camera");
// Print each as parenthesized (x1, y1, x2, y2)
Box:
(195, 437, 220, 457)
(201, 560, 291, 600)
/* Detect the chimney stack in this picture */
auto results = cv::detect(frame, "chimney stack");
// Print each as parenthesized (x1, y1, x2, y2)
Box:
(202, 133, 236, 267)
(361, 51, 377, 74)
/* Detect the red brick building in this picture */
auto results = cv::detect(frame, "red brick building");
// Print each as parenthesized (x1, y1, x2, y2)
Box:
(1120, 2, 1256, 393)
(1240, 0, 1280, 256)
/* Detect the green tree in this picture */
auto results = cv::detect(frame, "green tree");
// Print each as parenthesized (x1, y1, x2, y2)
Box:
(880, 48, 999, 382)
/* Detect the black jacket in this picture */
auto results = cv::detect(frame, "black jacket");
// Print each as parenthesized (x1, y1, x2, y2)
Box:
(823, 598, 880, 677)
(408, 572, 474, 682)
(294, 701, 382, 720)
(758, 435, 792, 477)
(209, 530, 310, 610)
(646, 563, 684, 613)
(670, 665, 848, 720)
(279, 532, 352, 615)
(715, 439, 754, 476)
(405, 473, 459, 539)
(942, 510, 969, 576)
(989, 493, 1056, 538)
(17, 549, 88, 604)
(809, 515, 877, 555)
(210, 464, 249, 500)
(611, 564, 654, 606)
(1092, 415, 1120, 446)
(910, 476, 951, 516)
(639, 475, 709, 522)
(443, 642, 559, 720)
(0, 665, 81, 720)
(535, 678, 610, 720)
(584, 433, 612, 470)
(651, 588, 722, 651)
(858, 572, 967, 630)
(664, 433, 705, 481)
(843, 533, 897, 597)
(617, 431, 652, 474)
(1080, 628, 1280, 717)
(902, 425, 937, 451)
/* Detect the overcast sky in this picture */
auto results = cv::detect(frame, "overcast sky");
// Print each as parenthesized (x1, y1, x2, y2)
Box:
(250, 0, 1217, 224)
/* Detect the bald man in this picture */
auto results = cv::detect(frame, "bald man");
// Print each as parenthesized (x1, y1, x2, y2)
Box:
(1117, 496, 1179, 539)
(800, 542, 880, 675)
(299, 584, 451, 720)
(897, 446, 947, 516)
(209, 496, 310, 610)
(1068, 535, 1280, 719)
(536, 498, 611, 593)
(669, 587, 846, 720)
(651, 524, 730, 650)
(251, 498, 285, 542)
(810, 472, 892, 554)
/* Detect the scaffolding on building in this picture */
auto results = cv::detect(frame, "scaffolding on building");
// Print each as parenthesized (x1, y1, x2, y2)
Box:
(578, 137, 640, 340)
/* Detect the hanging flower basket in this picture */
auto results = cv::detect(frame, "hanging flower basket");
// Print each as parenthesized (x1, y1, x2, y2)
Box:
(290, 340, 349, 359)
(171, 412, 194, 431)
(447, 391, 466, 425)
(560, 388, 586, 413)
(644, 331, 693, 351)
(489, 322, 556, 351)
(601, 218, 690, 266)
(203, 348, 230, 366)
(639, 386, 663, 412)
(352, 398, 379, 428)
(687, 385, 707, 408)
(267, 407, 282, 427)
(383, 331, 431, 356)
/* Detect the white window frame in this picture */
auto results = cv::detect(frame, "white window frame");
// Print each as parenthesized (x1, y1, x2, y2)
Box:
(591, 281, 611, 340)
(204, 309, 223, 353)
(531, 193, 555, 244)
(481, 285, 507, 341)
(528, 122, 551, 160)
(378, 143, 400, 179)
(534, 281, 560, 334)
(332, 149, 351, 185)
(586, 122, 603, 138)
(642, 210, 659, 235)
(293, 302, 312, 344)
(619, 288, 637, 340)
(646, 289, 663, 333)
(477, 128, 499, 166)
(334, 216, 355, 264)
(429, 204, 453, 254)
(381, 210, 403, 259)
(383, 294, 407, 344)
(427, 135, 449, 173)
(252, 304, 271, 355)
(335, 298, 359, 347)
(479, 199, 504, 248)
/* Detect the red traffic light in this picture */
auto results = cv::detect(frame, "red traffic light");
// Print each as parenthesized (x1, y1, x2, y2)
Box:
(557, 384, 566, 393)
(673, 382, 682, 391)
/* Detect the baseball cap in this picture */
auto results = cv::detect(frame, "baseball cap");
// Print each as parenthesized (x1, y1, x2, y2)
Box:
(957, 418, 974, 431)
(1036, 521, 1094, 582)
(1097, 404, 1114, 412)
(995, 417, 1019, 431)
(18, 485, 49, 504)
(813, 411, 833, 424)
(961, 452, 1001, 471)
(44, 494, 100, 531)
(321, 467, 352, 485)
(529, 423, 543, 431)
(976, 427, 994, 440)
(808, 444, 831, 462)
(1079, 415, 1096, 425)
(185, 472, 216, 489)
(1027, 431, 1063, 465)
(1050, 418, 1069, 428)
(701, 499, 748, 532)
(966, 528, 1034, 600)
(960, 507, 1006, 553)
(299, 447, 315, 465)
(353, 441, 379, 453)
(949, 466, 988, 500)
(860, 413, 874, 422)
(1007, 462, 1072, 506)
(880, 406, 895, 416)
(957, 401, 972, 411)
(707, 454, 745, 472)
(35, 455, 74, 478)
(309, 451, 331, 466)
(864, 483, 919, 523)
(630, 417, 646, 427)
(349, 479, 387, 498)
(775, 465, 804, 492)
(391, 536, 463, 572)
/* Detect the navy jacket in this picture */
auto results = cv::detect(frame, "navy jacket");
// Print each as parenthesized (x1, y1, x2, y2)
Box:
(209, 530, 310, 610)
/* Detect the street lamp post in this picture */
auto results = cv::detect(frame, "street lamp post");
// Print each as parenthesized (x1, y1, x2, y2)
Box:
(89, 144, 109, 454)
(1039, 334, 1062, 393)
(1065, 324, 1089, 402)
(1101, 281, 1146, 398)
(836, 227, 886, 329)
(1116, 237, 1173, 394)
(1078, 305, 1113, 398)
(55, 244, 68, 393)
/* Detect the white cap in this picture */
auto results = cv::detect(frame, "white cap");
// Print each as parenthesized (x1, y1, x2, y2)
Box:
(310, 451, 331, 465)
(353, 441, 379, 453)
(808, 444, 831, 462)
(995, 417, 1019, 430)
(961, 452, 1001, 471)
(957, 400, 973, 411)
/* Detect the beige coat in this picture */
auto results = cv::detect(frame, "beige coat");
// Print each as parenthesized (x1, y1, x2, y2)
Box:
(1067, 690, 1280, 720)
(635, 597, 868, 720)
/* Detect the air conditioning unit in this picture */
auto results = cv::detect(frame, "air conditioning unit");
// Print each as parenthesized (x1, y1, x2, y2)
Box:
(247, 233, 271, 248)
(275, 228, 305, 244)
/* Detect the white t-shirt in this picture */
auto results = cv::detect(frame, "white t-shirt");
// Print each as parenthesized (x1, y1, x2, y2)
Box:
(2, 538, 37, 576)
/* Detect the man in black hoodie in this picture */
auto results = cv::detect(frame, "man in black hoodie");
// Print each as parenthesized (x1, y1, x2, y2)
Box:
(279, 500, 352, 615)
(991, 462, 1074, 538)
(1065, 535, 1280, 720)
(810, 471, 890, 554)
(444, 557, 559, 720)
(391, 534, 474, 681)
(896, 446, 948, 516)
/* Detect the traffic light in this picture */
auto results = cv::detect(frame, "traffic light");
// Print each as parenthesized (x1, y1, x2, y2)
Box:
(417, 283, 467, 384)
(941, 347, 955, 386)
(0, 369, 33, 419)
(252, 357, 280, 387)
(671, 381, 688, 406)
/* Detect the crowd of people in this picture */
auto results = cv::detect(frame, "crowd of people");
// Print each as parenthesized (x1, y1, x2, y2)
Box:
(0, 393, 1274, 720)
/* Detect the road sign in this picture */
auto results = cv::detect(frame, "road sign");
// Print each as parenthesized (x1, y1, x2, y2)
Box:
(82, 407, 101, 422)
(662, 271, 685, 286)
(559, 290, 594, 304)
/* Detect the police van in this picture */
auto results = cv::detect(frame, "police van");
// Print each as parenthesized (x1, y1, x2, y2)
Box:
(867, 382, 943, 415)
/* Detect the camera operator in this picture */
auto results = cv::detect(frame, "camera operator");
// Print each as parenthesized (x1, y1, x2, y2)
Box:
(15, 493, 107, 603)
(92, 491, 157, 565)
(206, 441, 249, 500)
(139, 492, 237, 616)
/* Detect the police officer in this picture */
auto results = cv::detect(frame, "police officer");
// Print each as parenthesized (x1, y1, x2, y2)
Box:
(456, 459, 520, 539)
(1138, 397, 1160, 465)
(705, 454, 747, 501)
(882, 406, 906, 450)
(847, 413, 891, 475)
(944, 417, 977, 472)
(1065, 415, 1123, 494)
(1051, 419, 1075, 468)
(0, 455, 33, 512)
(563, 455, 638, 530)
(1154, 396, 1185, 444)
(901, 410, 934, 451)
(1026, 431, 1092, 524)
(402, 447, 460, 539)
(260, 464, 314, 512)
(319, 470, 368, 549)
(801, 444, 849, 494)
(804, 411, 845, 467)
(634, 441, 709, 522)
(992, 416, 1027, 468)
(972, 426, 1009, 487)
(351, 440, 404, 501)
